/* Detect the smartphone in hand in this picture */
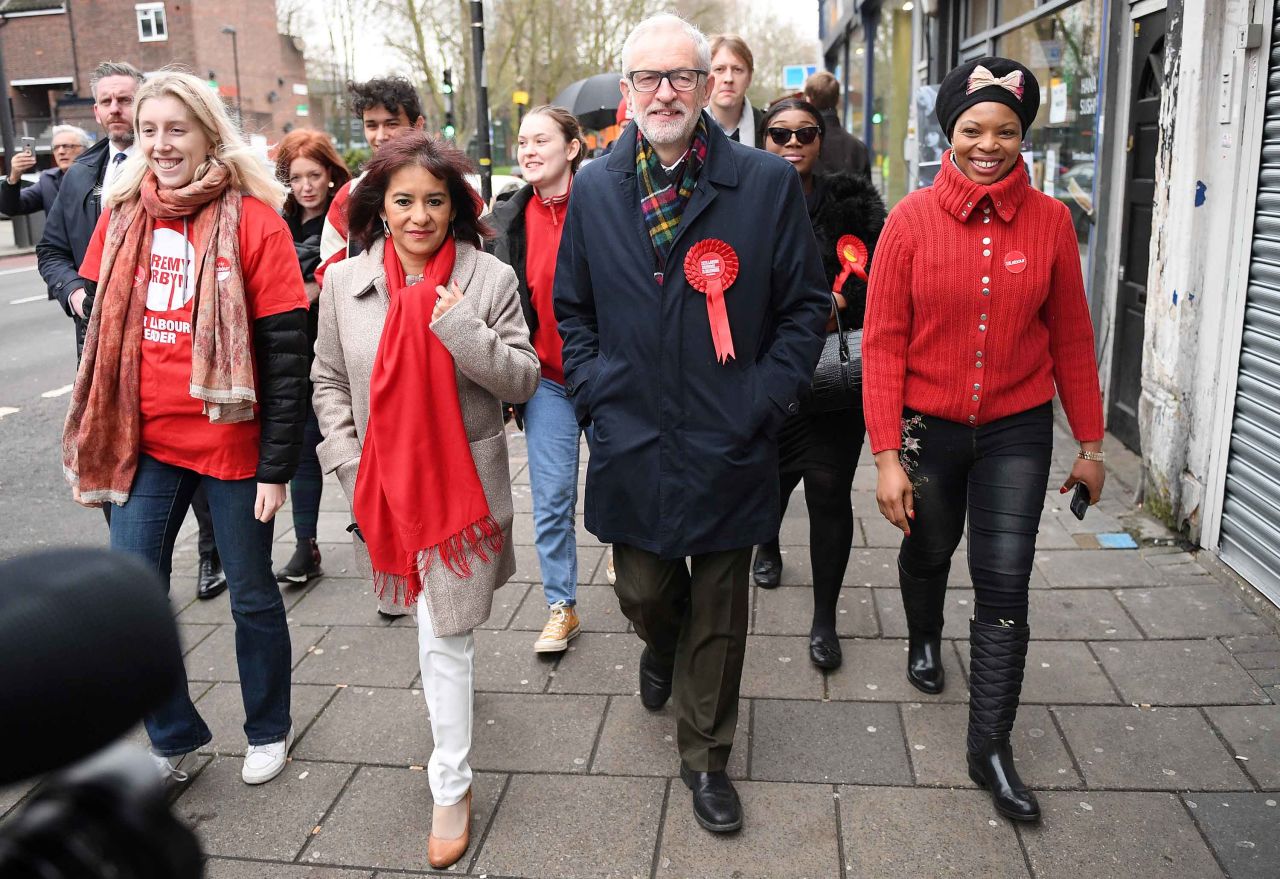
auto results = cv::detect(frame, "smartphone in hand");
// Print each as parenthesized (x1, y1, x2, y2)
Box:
(20, 136, 34, 155)
(1070, 482, 1091, 520)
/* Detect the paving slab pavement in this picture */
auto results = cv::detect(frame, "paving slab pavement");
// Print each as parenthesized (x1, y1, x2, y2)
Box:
(4, 426, 1278, 877)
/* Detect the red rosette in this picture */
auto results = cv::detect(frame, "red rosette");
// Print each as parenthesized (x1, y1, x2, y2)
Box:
(684, 239, 740, 364)
(833, 234, 869, 295)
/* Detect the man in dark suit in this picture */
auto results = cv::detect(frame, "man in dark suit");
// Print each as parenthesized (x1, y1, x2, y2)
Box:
(706, 34, 765, 148)
(804, 70, 872, 179)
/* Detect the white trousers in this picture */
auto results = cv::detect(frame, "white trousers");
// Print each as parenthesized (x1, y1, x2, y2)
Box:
(415, 594, 475, 805)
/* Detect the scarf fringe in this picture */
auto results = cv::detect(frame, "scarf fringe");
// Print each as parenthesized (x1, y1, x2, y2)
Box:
(371, 514, 505, 607)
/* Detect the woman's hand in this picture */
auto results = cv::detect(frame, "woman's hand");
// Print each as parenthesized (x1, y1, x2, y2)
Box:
(874, 449, 914, 535)
(255, 483, 287, 523)
(72, 484, 103, 509)
(1061, 458, 1106, 504)
(432, 282, 464, 323)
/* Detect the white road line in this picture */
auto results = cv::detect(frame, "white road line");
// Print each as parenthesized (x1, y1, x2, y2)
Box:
(0, 265, 37, 278)
(8, 294, 44, 305)
(41, 384, 73, 399)
(0, 407, 19, 421)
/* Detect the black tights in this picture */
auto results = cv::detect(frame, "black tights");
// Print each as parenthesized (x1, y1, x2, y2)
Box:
(779, 466, 854, 637)
(896, 404, 1053, 627)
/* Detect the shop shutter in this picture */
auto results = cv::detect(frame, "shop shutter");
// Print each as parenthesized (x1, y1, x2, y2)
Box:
(1220, 0, 1280, 606)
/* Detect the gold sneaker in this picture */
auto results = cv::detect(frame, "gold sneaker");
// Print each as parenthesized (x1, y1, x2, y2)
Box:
(534, 600, 581, 653)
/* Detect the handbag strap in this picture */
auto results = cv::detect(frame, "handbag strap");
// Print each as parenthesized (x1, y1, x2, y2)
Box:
(829, 290, 850, 361)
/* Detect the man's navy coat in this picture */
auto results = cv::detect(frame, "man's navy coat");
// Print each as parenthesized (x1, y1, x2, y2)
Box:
(553, 115, 829, 559)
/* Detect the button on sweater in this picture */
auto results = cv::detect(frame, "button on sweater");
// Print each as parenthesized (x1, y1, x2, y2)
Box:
(861, 152, 1104, 453)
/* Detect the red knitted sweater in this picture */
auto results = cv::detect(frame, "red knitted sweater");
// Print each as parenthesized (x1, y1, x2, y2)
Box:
(862, 152, 1105, 453)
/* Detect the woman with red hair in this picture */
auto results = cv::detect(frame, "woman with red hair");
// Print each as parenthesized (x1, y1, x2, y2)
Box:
(271, 130, 350, 584)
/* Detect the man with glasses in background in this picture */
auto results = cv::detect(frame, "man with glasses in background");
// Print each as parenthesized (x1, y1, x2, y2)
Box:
(0, 124, 93, 217)
(554, 13, 829, 835)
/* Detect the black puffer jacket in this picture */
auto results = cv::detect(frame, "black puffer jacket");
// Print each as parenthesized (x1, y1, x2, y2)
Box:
(807, 171, 887, 331)
(252, 309, 310, 483)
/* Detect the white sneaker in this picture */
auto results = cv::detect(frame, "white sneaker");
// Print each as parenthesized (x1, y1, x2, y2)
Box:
(241, 725, 294, 785)
(150, 750, 192, 784)
(606, 547, 616, 585)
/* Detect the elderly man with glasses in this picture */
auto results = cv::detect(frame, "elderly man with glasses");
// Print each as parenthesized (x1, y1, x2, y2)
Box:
(0, 124, 92, 217)
(553, 12, 829, 835)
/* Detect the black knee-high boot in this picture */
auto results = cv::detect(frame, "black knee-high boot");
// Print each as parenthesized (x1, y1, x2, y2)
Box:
(966, 619, 1039, 822)
(899, 560, 946, 693)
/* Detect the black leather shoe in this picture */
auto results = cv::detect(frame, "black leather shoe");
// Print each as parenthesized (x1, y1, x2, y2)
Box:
(752, 542, 782, 589)
(809, 630, 843, 670)
(196, 556, 227, 601)
(907, 636, 945, 694)
(968, 738, 1041, 822)
(680, 766, 742, 833)
(638, 647, 673, 711)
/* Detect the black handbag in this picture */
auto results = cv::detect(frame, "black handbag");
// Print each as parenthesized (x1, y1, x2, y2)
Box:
(801, 292, 862, 413)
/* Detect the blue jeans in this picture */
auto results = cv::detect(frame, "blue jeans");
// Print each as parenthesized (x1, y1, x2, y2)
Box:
(110, 454, 292, 756)
(290, 404, 324, 542)
(524, 377, 585, 607)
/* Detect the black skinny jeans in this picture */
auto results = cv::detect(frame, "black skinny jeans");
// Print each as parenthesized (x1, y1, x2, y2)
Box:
(896, 403, 1053, 627)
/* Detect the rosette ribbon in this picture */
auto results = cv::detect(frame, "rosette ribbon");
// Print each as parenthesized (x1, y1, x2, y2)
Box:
(833, 234, 869, 294)
(683, 239, 740, 364)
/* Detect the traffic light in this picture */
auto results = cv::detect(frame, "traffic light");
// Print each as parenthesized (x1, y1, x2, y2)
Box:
(443, 67, 456, 140)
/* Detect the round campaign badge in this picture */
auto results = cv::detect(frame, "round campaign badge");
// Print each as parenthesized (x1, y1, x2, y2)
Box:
(215, 257, 232, 283)
(1004, 250, 1028, 274)
(834, 234, 869, 292)
(684, 239, 740, 364)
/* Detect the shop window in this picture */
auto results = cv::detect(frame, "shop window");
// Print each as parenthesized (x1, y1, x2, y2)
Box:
(998, 0, 1039, 25)
(872, 5, 915, 206)
(996, 0, 1105, 266)
(136, 2, 167, 43)
(967, 0, 993, 36)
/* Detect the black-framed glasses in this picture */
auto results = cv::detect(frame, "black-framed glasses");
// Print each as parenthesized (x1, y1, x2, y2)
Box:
(766, 126, 821, 147)
(626, 69, 708, 93)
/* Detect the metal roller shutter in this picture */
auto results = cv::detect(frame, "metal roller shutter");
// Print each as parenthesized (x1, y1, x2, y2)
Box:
(1220, 1, 1280, 605)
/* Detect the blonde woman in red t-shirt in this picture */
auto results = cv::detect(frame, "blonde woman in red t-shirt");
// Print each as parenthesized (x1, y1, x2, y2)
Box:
(862, 57, 1106, 823)
(488, 106, 590, 654)
(64, 70, 310, 787)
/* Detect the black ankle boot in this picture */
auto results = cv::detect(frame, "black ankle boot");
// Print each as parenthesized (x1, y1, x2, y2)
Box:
(752, 540, 782, 589)
(899, 560, 946, 694)
(966, 619, 1039, 822)
(275, 538, 323, 584)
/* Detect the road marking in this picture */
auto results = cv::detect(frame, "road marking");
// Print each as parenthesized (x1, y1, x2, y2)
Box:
(41, 384, 73, 399)
(0, 407, 19, 421)
(0, 265, 37, 278)
(9, 294, 44, 304)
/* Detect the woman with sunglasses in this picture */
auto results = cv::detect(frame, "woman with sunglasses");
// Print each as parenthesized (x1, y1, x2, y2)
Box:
(753, 97, 886, 670)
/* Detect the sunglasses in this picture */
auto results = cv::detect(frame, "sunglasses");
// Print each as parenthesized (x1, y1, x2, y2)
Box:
(766, 126, 821, 147)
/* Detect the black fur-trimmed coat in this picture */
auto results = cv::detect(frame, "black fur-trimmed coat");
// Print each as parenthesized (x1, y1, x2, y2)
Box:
(808, 171, 888, 332)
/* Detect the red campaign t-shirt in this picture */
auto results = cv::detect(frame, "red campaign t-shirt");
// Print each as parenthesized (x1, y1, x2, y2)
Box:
(79, 196, 308, 480)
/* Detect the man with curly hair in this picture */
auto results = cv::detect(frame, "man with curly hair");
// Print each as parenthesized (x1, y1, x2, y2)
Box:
(315, 76, 425, 289)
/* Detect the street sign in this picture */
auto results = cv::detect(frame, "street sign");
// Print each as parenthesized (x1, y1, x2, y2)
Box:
(513, 90, 529, 106)
(782, 64, 820, 91)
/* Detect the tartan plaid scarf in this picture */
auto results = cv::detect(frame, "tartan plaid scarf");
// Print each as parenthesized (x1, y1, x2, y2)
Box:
(637, 116, 709, 266)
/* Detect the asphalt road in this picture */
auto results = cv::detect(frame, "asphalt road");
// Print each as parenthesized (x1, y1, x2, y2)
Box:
(0, 253, 110, 558)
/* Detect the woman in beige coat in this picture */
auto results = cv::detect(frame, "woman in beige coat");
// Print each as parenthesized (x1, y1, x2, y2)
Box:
(312, 131, 538, 869)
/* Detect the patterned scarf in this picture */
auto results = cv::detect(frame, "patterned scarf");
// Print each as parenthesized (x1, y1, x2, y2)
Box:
(63, 165, 253, 505)
(636, 115, 709, 265)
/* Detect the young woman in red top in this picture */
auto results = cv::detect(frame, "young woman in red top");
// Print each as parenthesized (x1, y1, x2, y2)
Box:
(862, 57, 1106, 823)
(488, 106, 588, 654)
(64, 70, 309, 787)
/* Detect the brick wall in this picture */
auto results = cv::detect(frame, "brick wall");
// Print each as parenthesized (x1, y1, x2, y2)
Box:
(2, 10, 75, 83)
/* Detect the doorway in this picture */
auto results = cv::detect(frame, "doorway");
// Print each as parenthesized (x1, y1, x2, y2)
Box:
(1107, 9, 1166, 452)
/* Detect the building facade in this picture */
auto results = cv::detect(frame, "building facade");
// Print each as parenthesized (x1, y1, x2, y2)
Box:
(821, 0, 1280, 608)
(1, 0, 319, 165)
